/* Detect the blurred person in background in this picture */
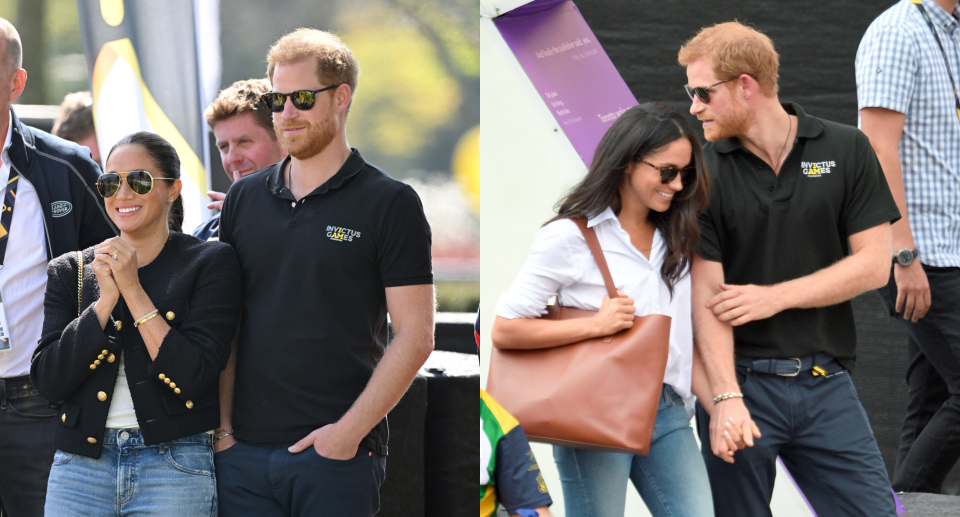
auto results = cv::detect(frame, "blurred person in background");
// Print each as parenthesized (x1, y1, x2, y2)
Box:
(213, 29, 434, 516)
(478, 311, 554, 517)
(194, 78, 287, 241)
(32, 131, 241, 517)
(51, 91, 100, 168)
(857, 0, 960, 494)
(0, 19, 114, 517)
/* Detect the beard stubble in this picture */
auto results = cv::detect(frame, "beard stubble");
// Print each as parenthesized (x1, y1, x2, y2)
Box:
(703, 97, 752, 142)
(275, 109, 339, 160)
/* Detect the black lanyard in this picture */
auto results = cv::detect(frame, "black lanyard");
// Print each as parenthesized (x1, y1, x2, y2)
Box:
(0, 172, 20, 267)
(912, 0, 960, 122)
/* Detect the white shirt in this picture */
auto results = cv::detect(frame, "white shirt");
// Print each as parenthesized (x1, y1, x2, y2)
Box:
(0, 115, 49, 378)
(105, 354, 139, 428)
(495, 207, 696, 416)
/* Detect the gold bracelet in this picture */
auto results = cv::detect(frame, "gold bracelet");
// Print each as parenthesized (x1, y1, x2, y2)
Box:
(134, 309, 159, 328)
(213, 432, 233, 444)
(712, 392, 744, 404)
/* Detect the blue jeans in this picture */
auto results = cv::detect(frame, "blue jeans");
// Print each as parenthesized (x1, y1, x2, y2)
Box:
(44, 428, 217, 517)
(554, 385, 714, 517)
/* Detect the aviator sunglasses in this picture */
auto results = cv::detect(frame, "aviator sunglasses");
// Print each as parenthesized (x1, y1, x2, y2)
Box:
(684, 77, 739, 104)
(260, 84, 341, 112)
(96, 170, 176, 198)
(639, 159, 696, 185)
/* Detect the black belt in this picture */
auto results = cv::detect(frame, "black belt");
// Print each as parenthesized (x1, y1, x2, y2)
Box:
(0, 375, 40, 403)
(735, 352, 838, 377)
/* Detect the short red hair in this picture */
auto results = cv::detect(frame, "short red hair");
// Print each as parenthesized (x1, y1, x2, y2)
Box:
(678, 21, 779, 96)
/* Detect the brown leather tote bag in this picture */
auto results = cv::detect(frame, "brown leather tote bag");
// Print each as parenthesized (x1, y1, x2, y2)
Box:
(487, 218, 671, 455)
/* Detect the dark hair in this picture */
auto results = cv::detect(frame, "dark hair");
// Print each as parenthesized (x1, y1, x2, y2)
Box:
(106, 132, 184, 232)
(549, 102, 710, 296)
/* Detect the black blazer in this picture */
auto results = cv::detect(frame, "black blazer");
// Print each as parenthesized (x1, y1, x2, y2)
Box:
(31, 232, 241, 458)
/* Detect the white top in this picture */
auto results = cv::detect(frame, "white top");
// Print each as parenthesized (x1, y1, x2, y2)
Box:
(495, 207, 696, 416)
(0, 114, 49, 378)
(105, 353, 139, 428)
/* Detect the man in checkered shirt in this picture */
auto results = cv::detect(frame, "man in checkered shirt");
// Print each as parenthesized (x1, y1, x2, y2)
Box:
(857, 0, 960, 494)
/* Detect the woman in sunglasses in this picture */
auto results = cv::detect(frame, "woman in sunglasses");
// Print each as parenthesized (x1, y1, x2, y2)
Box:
(32, 131, 240, 516)
(491, 103, 715, 517)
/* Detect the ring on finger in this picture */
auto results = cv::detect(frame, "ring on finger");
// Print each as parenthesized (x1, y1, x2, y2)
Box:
(112, 252, 118, 260)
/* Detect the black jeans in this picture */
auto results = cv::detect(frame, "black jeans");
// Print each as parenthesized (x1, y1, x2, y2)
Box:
(697, 363, 896, 517)
(0, 376, 59, 517)
(881, 265, 960, 493)
(215, 440, 386, 517)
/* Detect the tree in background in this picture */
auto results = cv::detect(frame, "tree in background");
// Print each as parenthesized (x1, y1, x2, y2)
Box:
(1, 0, 88, 105)
(342, 0, 478, 174)
(13, 0, 45, 104)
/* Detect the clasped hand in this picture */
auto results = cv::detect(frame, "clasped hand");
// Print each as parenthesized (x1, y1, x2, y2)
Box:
(92, 237, 141, 307)
(706, 283, 784, 326)
(709, 397, 762, 464)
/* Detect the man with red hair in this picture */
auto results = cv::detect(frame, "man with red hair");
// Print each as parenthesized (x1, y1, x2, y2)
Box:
(680, 21, 900, 516)
(214, 29, 434, 516)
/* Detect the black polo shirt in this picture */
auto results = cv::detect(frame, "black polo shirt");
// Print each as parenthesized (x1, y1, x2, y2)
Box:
(696, 103, 900, 371)
(219, 149, 432, 453)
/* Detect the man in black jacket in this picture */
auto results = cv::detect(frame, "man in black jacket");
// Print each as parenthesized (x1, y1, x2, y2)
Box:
(0, 18, 115, 517)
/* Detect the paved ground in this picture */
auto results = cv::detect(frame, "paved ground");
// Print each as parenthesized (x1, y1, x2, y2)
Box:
(900, 492, 960, 516)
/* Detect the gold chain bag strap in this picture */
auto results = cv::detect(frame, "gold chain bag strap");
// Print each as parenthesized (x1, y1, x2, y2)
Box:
(76, 250, 83, 316)
(487, 217, 672, 455)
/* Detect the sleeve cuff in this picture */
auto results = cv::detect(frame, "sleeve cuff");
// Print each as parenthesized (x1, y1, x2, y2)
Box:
(858, 96, 909, 115)
(504, 497, 554, 516)
(495, 291, 549, 320)
(694, 242, 722, 263)
(847, 209, 902, 236)
(382, 275, 434, 288)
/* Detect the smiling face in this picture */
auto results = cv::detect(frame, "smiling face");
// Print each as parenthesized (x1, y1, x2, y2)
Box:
(213, 112, 287, 182)
(271, 59, 342, 160)
(621, 137, 691, 214)
(103, 144, 181, 236)
(686, 57, 751, 142)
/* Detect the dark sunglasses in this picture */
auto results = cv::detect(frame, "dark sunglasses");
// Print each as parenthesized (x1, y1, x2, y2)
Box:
(684, 77, 739, 104)
(639, 159, 697, 185)
(259, 85, 340, 112)
(96, 170, 176, 198)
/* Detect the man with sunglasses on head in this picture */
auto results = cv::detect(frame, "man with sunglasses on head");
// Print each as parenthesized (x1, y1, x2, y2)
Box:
(0, 18, 115, 517)
(213, 28, 434, 516)
(857, 0, 960, 495)
(193, 78, 286, 241)
(679, 22, 901, 517)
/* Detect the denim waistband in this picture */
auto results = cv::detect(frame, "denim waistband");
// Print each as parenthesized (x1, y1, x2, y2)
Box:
(101, 428, 213, 447)
(662, 383, 681, 404)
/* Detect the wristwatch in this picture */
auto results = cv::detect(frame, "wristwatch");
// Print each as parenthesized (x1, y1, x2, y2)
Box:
(893, 248, 918, 267)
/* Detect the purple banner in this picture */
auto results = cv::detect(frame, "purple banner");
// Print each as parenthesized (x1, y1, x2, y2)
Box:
(495, 0, 638, 167)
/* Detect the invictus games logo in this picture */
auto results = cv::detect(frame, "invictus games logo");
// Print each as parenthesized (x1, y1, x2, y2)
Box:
(802, 161, 836, 177)
(326, 225, 360, 242)
(51, 201, 73, 217)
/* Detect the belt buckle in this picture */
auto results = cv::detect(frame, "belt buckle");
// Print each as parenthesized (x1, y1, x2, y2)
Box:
(779, 358, 802, 377)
